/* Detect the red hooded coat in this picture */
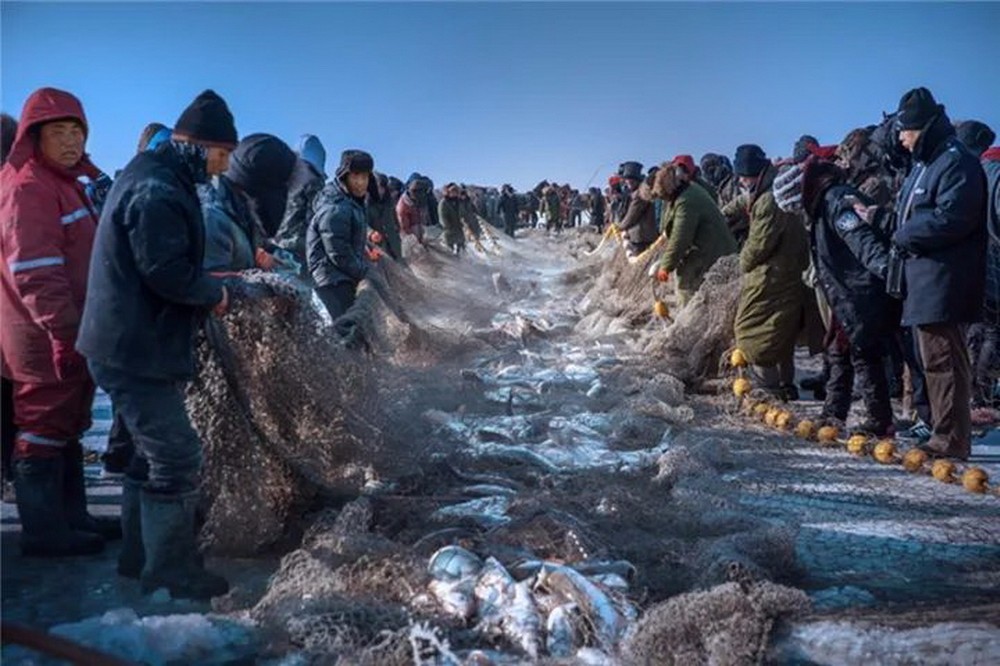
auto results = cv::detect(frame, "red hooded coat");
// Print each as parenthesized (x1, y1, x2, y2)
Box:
(1, 88, 101, 383)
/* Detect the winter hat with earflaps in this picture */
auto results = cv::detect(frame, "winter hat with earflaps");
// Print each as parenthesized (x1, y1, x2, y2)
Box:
(173, 90, 238, 149)
(336, 149, 374, 178)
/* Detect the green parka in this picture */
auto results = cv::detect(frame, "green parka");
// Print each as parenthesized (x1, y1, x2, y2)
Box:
(658, 182, 738, 303)
(438, 196, 466, 250)
(733, 166, 810, 365)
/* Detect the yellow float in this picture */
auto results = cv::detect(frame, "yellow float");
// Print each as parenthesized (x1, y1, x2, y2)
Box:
(932, 460, 956, 483)
(732, 377, 752, 399)
(962, 467, 989, 494)
(902, 448, 928, 472)
(873, 440, 896, 464)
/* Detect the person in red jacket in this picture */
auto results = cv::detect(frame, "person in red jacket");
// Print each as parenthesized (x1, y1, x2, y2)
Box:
(0, 88, 119, 557)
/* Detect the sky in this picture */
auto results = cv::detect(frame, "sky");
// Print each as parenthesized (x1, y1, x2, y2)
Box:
(3, 1, 999, 190)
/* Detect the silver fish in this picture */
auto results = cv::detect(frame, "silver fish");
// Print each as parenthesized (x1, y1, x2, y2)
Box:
(535, 563, 628, 650)
(428, 545, 483, 581)
(428, 578, 476, 621)
(545, 603, 582, 657)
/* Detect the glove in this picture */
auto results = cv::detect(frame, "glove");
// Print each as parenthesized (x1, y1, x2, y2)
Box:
(656, 268, 670, 283)
(51, 337, 85, 381)
(255, 248, 277, 271)
(366, 246, 383, 262)
(368, 230, 384, 245)
(212, 286, 229, 317)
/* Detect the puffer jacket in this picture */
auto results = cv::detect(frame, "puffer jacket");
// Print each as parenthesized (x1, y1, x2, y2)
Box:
(307, 178, 369, 287)
(200, 176, 260, 272)
(77, 142, 224, 380)
(1, 88, 102, 383)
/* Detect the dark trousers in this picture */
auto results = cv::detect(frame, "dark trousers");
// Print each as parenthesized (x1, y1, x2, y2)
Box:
(316, 282, 358, 321)
(968, 323, 1000, 407)
(2, 377, 14, 480)
(88, 361, 201, 494)
(503, 214, 517, 238)
(916, 323, 972, 456)
(822, 322, 893, 431)
(102, 407, 136, 470)
(901, 327, 932, 424)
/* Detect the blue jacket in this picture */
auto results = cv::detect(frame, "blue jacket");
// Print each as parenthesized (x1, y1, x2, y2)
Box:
(892, 115, 987, 326)
(77, 143, 224, 380)
(200, 176, 259, 272)
(306, 178, 368, 288)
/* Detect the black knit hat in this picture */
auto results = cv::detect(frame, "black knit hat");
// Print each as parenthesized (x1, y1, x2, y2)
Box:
(896, 87, 943, 131)
(173, 90, 238, 148)
(955, 120, 996, 156)
(733, 144, 769, 177)
(336, 149, 374, 177)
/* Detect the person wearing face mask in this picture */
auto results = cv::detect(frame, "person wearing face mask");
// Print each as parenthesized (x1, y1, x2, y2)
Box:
(1, 88, 121, 557)
(701, 153, 741, 212)
(726, 144, 810, 401)
(200, 133, 297, 272)
(308, 149, 376, 320)
(77, 90, 236, 599)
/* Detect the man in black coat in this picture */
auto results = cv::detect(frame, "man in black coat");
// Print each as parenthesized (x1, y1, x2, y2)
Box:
(498, 184, 520, 238)
(776, 160, 898, 435)
(307, 150, 375, 320)
(861, 88, 987, 459)
(77, 90, 235, 599)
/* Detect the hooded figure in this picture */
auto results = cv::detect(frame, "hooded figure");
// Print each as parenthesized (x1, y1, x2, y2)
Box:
(725, 146, 810, 399)
(201, 133, 296, 271)
(587, 186, 606, 231)
(1, 87, 120, 558)
(397, 177, 432, 244)
(307, 149, 375, 320)
(78, 89, 236, 600)
(700, 153, 740, 211)
(776, 160, 898, 435)
(274, 134, 327, 276)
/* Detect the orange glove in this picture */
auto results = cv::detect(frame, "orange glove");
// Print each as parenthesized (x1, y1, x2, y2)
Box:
(368, 230, 384, 245)
(255, 248, 277, 271)
(656, 268, 670, 283)
(213, 286, 229, 316)
(366, 246, 383, 262)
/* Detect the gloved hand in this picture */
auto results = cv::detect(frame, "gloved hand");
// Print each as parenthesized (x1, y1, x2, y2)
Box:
(656, 268, 670, 283)
(255, 248, 277, 271)
(366, 246, 383, 262)
(369, 230, 384, 245)
(51, 337, 85, 381)
(212, 286, 229, 317)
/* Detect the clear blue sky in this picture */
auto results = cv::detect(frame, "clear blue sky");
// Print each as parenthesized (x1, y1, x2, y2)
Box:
(3, 2, 998, 190)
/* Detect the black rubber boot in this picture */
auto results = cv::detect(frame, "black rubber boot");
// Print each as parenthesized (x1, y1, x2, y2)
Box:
(117, 478, 144, 579)
(63, 441, 122, 541)
(139, 490, 229, 600)
(13, 457, 104, 557)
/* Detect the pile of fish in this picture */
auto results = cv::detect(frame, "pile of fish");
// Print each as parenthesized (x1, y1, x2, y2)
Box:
(418, 545, 638, 662)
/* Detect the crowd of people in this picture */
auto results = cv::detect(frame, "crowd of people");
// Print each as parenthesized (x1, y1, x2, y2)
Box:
(0, 85, 996, 602)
